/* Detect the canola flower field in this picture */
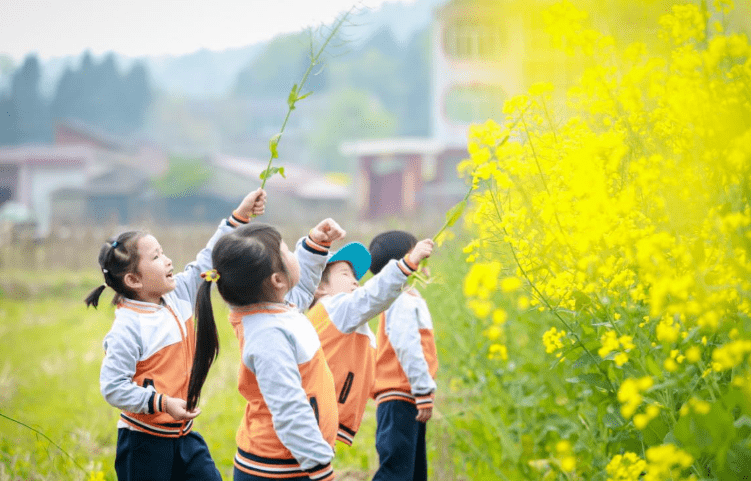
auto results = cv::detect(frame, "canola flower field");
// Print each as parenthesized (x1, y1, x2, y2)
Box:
(2, 1, 751, 480)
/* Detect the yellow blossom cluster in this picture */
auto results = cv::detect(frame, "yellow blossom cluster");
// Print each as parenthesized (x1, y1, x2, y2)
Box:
(459, 0, 751, 398)
(711, 340, 751, 371)
(598, 330, 636, 366)
(617, 376, 653, 419)
(554, 440, 576, 472)
(607, 445, 694, 481)
(454, 0, 751, 477)
(643, 444, 694, 481)
(543, 327, 568, 356)
(606, 452, 647, 481)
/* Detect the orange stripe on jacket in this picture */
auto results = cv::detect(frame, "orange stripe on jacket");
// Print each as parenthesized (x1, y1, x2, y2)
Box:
(230, 310, 338, 461)
(308, 303, 375, 444)
(371, 301, 439, 403)
(117, 307, 195, 437)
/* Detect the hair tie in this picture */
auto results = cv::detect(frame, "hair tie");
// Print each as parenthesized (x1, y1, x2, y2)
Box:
(201, 269, 220, 282)
(111, 241, 118, 248)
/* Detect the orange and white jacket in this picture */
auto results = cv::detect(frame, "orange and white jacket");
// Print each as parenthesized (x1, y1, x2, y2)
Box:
(372, 288, 438, 410)
(99, 220, 235, 438)
(231, 236, 337, 481)
(308, 256, 417, 446)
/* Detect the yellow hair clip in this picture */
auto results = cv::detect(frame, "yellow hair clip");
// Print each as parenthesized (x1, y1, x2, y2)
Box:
(201, 269, 220, 282)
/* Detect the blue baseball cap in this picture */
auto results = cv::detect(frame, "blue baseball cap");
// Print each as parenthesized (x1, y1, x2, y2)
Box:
(327, 242, 371, 281)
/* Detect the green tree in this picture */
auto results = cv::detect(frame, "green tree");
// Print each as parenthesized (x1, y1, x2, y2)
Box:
(4, 55, 50, 144)
(306, 88, 397, 172)
(50, 52, 152, 134)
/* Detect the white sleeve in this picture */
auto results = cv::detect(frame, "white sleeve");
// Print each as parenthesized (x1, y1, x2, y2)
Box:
(244, 327, 334, 469)
(321, 259, 409, 334)
(172, 220, 234, 305)
(385, 296, 437, 396)
(285, 236, 328, 311)
(100, 321, 160, 413)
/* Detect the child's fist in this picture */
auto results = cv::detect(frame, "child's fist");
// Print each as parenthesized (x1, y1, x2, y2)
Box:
(408, 239, 434, 266)
(310, 218, 346, 245)
(236, 188, 267, 219)
(416, 406, 433, 423)
(165, 396, 201, 421)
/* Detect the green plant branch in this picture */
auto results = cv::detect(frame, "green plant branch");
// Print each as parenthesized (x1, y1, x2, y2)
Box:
(0, 411, 86, 473)
(259, 6, 355, 189)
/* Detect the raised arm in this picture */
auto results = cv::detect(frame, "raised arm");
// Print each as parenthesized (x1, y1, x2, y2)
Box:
(286, 218, 346, 310)
(173, 188, 266, 304)
(324, 238, 434, 333)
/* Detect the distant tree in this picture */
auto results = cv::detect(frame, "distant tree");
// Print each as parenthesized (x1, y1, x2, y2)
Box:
(50, 51, 152, 134)
(327, 26, 430, 136)
(307, 88, 397, 172)
(2, 55, 51, 144)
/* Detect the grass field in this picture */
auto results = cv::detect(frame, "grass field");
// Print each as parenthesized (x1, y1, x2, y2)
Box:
(0, 237, 475, 480)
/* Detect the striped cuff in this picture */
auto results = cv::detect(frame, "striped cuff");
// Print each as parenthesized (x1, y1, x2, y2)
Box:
(415, 393, 434, 410)
(305, 463, 334, 481)
(397, 255, 418, 276)
(148, 393, 167, 414)
(227, 210, 250, 227)
(302, 236, 330, 255)
(337, 424, 357, 446)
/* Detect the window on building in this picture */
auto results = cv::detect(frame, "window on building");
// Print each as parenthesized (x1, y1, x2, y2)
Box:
(443, 18, 505, 62)
(444, 84, 506, 125)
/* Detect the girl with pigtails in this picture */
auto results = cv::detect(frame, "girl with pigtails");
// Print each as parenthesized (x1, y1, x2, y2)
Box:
(85, 188, 266, 481)
(186, 219, 346, 481)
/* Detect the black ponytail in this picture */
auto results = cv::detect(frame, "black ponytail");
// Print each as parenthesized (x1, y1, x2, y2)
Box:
(84, 284, 108, 308)
(186, 223, 288, 410)
(187, 280, 219, 411)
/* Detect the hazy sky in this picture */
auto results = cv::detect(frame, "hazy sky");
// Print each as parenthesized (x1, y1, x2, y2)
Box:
(0, 0, 411, 61)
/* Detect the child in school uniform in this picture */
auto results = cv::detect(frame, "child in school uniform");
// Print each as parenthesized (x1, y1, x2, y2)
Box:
(187, 219, 346, 481)
(306, 238, 434, 447)
(369, 230, 439, 481)
(85, 188, 266, 481)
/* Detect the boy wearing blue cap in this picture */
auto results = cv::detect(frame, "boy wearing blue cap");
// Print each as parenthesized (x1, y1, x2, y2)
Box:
(307, 238, 434, 446)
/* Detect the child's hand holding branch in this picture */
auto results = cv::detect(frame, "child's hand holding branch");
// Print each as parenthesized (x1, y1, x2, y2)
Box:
(408, 239, 434, 267)
(235, 188, 267, 220)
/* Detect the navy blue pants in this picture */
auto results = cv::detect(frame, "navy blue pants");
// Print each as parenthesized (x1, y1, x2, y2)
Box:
(115, 428, 221, 481)
(372, 400, 427, 481)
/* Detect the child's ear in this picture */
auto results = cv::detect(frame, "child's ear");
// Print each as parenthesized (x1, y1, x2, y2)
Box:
(123, 272, 142, 291)
(269, 272, 288, 292)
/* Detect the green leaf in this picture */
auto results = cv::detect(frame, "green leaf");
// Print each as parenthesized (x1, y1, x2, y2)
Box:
(278, 166, 286, 178)
(572, 290, 592, 310)
(269, 133, 282, 160)
(287, 83, 298, 109)
(571, 351, 600, 370)
(445, 200, 467, 228)
(297, 91, 313, 101)
(566, 373, 610, 391)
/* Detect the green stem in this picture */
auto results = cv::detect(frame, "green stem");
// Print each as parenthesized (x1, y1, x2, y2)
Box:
(260, 7, 354, 190)
(0, 411, 86, 473)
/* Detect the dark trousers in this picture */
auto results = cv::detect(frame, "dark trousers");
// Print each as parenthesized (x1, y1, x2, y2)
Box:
(115, 428, 221, 481)
(372, 400, 427, 481)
